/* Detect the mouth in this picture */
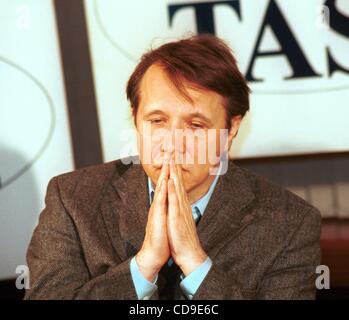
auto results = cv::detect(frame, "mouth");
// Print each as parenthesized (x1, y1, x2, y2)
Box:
(160, 165, 189, 171)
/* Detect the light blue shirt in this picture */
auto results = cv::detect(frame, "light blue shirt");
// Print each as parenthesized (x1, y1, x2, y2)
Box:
(130, 163, 222, 300)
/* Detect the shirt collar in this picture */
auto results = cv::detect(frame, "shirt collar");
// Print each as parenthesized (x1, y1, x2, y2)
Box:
(147, 162, 223, 216)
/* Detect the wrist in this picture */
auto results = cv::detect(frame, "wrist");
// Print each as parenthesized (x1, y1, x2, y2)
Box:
(177, 251, 208, 276)
(135, 251, 161, 282)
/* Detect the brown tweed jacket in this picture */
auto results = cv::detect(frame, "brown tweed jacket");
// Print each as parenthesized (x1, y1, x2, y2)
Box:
(25, 156, 321, 300)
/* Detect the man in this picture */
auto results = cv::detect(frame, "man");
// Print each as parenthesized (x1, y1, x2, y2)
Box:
(25, 34, 321, 300)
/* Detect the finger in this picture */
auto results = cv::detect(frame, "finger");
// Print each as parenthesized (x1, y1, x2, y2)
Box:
(170, 156, 188, 207)
(158, 158, 169, 187)
(152, 179, 167, 214)
(158, 178, 167, 204)
(150, 180, 168, 241)
(175, 163, 188, 201)
(167, 178, 179, 218)
(153, 159, 169, 202)
(169, 156, 181, 194)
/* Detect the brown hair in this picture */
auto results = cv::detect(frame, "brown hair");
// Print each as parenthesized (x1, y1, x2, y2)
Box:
(126, 34, 250, 129)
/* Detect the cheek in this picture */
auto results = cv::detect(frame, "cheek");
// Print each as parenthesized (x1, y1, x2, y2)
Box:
(183, 164, 209, 189)
(137, 133, 147, 162)
(138, 132, 164, 166)
(152, 143, 164, 167)
(142, 163, 160, 184)
(188, 131, 220, 164)
(207, 130, 224, 165)
(183, 134, 207, 165)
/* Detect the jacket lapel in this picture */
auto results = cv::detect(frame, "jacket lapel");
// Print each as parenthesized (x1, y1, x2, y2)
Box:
(196, 161, 256, 259)
(100, 159, 150, 259)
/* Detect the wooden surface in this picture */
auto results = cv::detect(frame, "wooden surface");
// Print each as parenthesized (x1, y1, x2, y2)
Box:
(320, 219, 349, 288)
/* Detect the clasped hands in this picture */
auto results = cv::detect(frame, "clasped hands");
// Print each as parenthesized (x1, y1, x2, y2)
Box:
(136, 154, 208, 282)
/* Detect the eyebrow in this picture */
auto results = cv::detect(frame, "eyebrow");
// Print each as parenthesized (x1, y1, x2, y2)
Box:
(143, 109, 168, 118)
(143, 109, 213, 126)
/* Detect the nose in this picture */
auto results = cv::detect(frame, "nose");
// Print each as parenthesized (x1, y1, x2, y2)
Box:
(160, 128, 185, 156)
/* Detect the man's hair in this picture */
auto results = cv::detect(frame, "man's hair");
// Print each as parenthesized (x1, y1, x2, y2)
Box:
(126, 34, 250, 129)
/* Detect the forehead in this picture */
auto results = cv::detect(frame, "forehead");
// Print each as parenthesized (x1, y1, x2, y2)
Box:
(138, 64, 225, 117)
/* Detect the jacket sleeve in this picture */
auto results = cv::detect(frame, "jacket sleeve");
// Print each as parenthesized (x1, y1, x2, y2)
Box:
(24, 177, 138, 300)
(257, 207, 322, 299)
(191, 261, 244, 299)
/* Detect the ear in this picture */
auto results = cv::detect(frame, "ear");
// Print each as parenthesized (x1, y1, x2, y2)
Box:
(227, 115, 242, 150)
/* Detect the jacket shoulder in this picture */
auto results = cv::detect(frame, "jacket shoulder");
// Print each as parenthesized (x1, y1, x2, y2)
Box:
(237, 165, 321, 228)
(50, 156, 136, 201)
(235, 165, 321, 256)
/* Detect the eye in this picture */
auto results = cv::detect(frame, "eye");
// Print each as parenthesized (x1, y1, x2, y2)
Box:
(149, 118, 164, 125)
(191, 122, 204, 129)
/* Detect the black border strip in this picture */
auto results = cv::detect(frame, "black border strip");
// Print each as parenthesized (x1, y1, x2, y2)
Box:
(54, 0, 103, 169)
(235, 151, 349, 164)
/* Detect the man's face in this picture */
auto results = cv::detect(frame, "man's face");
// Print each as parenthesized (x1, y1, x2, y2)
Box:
(135, 64, 241, 202)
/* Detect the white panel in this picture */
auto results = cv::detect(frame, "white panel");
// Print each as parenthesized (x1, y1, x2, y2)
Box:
(85, 0, 349, 161)
(0, 0, 74, 280)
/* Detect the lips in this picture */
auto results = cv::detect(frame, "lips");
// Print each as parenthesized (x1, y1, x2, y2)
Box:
(154, 163, 190, 171)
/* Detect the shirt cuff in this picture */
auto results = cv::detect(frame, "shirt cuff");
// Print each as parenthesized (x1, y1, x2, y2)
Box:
(179, 257, 213, 299)
(130, 256, 158, 300)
